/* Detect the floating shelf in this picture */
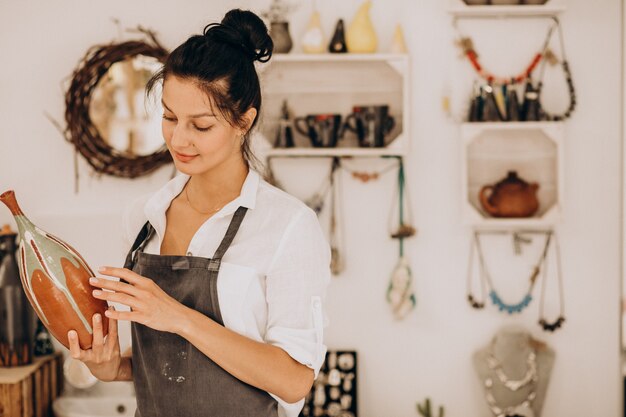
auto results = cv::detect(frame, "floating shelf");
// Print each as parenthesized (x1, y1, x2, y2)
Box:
(259, 54, 411, 157)
(448, 0, 565, 18)
(461, 122, 564, 229)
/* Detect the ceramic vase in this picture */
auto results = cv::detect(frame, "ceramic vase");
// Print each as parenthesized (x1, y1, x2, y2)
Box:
(0, 225, 34, 366)
(0, 190, 108, 350)
(270, 21, 293, 53)
(328, 19, 348, 53)
(301, 11, 326, 53)
(390, 24, 408, 54)
(346, 1, 378, 53)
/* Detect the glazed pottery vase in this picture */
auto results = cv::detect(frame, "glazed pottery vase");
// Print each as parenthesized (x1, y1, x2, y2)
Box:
(346, 1, 378, 53)
(270, 21, 293, 53)
(0, 190, 108, 350)
(301, 11, 326, 53)
(0, 224, 34, 366)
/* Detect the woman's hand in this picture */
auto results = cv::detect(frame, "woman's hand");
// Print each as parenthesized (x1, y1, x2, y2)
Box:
(90, 267, 190, 334)
(67, 308, 121, 382)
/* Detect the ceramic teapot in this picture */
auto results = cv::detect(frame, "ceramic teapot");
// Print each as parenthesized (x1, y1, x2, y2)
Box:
(479, 171, 540, 218)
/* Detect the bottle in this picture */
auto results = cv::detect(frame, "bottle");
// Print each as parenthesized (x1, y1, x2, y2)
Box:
(0, 225, 33, 366)
(0, 190, 108, 350)
(33, 319, 54, 356)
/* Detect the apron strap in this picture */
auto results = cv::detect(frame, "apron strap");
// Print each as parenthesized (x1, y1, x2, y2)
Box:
(209, 206, 248, 270)
(124, 221, 155, 269)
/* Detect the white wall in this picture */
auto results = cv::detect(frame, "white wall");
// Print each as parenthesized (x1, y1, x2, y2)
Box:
(0, 1, 622, 416)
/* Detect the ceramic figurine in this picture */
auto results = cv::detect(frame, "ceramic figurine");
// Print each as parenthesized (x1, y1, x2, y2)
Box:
(390, 24, 407, 53)
(346, 1, 378, 53)
(0, 190, 109, 350)
(479, 171, 540, 218)
(301, 10, 325, 53)
(0, 224, 33, 366)
(328, 19, 348, 53)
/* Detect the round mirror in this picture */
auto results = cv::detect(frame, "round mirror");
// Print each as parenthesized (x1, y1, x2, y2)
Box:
(63, 32, 172, 178)
(89, 54, 164, 157)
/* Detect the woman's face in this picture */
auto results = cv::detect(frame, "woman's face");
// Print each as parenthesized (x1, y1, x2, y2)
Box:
(161, 75, 249, 175)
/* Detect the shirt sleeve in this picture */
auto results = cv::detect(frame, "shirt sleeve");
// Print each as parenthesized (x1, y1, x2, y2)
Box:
(263, 207, 331, 379)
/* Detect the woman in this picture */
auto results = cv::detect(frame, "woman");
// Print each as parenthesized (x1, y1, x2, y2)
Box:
(67, 9, 330, 417)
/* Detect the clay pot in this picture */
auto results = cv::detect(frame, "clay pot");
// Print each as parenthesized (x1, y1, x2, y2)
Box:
(270, 22, 293, 53)
(479, 171, 540, 218)
(0, 190, 108, 350)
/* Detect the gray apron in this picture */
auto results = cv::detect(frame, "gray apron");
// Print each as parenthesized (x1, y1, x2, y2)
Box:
(123, 206, 279, 417)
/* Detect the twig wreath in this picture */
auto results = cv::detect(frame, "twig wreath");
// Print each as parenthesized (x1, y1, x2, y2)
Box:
(60, 26, 171, 183)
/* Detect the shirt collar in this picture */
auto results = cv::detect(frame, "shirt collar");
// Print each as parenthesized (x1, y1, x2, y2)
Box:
(143, 168, 260, 239)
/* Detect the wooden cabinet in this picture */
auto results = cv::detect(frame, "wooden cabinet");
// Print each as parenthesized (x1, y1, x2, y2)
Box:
(0, 353, 63, 417)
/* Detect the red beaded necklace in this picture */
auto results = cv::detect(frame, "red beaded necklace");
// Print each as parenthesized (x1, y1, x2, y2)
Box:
(456, 20, 557, 86)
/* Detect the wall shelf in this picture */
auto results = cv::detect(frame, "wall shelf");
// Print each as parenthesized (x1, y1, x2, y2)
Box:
(460, 122, 564, 229)
(448, 0, 565, 18)
(258, 54, 411, 158)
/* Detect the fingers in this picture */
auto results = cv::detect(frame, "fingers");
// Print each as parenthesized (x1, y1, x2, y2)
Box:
(68, 330, 86, 360)
(98, 267, 152, 288)
(89, 277, 142, 297)
(92, 290, 144, 310)
(105, 306, 119, 347)
(91, 314, 104, 355)
(105, 308, 137, 323)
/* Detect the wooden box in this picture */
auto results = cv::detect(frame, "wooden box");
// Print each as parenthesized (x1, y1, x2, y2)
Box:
(0, 353, 63, 417)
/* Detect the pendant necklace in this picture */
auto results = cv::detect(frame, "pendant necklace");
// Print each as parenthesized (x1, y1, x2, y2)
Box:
(537, 233, 566, 332)
(184, 184, 226, 215)
(468, 231, 552, 315)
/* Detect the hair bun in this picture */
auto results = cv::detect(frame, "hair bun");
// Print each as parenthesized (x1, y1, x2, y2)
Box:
(203, 9, 273, 63)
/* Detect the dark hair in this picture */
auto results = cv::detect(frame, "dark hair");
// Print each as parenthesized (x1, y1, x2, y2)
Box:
(146, 9, 273, 168)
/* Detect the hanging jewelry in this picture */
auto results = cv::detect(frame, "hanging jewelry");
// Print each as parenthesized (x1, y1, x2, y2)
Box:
(455, 20, 556, 86)
(474, 231, 552, 315)
(388, 158, 416, 239)
(484, 376, 537, 417)
(486, 345, 538, 392)
(466, 234, 486, 309)
(536, 17, 577, 121)
(341, 159, 398, 183)
(386, 158, 417, 320)
(538, 232, 566, 332)
(329, 157, 346, 275)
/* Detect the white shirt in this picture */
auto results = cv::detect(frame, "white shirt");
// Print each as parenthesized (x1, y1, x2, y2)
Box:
(122, 169, 331, 417)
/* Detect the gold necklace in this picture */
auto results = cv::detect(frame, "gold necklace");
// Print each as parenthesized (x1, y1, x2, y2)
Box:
(184, 185, 225, 215)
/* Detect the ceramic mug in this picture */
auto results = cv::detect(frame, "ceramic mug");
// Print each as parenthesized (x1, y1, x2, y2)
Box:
(343, 105, 395, 148)
(294, 114, 343, 148)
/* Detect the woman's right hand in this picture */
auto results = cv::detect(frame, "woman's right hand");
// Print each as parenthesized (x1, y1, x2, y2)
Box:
(67, 306, 121, 382)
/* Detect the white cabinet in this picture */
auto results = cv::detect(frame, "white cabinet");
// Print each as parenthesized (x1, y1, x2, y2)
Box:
(257, 53, 410, 158)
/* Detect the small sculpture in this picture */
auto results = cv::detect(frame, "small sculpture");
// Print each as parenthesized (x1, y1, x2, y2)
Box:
(328, 19, 348, 53)
(479, 171, 540, 218)
(390, 24, 407, 53)
(346, 1, 378, 53)
(301, 10, 325, 53)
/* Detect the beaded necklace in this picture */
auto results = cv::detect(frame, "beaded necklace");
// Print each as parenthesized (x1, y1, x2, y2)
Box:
(467, 232, 551, 315)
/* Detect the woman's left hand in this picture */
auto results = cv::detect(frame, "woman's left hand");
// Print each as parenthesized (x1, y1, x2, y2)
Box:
(90, 267, 190, 334)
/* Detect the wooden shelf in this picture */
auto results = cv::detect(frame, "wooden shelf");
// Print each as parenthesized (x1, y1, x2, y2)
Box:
(448, 2, 565, 18)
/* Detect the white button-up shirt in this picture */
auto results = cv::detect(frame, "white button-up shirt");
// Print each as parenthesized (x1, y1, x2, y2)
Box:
(122, 169, 331, 417)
